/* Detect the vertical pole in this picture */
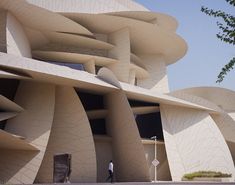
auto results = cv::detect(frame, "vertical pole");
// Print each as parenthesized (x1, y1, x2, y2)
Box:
(154, 137, 157, 182)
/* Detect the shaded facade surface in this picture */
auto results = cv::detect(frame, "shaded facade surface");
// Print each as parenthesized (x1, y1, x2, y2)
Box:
(0, 0, 234, 184)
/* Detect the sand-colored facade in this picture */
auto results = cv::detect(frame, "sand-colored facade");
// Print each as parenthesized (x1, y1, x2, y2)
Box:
(0, 0, 234, 184)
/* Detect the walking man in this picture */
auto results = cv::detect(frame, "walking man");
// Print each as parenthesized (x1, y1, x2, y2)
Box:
(106, 160, 114, 183)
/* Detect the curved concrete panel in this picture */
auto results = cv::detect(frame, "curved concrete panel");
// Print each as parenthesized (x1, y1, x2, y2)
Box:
(138, 55, 169, 93)
(63, 13, 187, 64)
(86, 109, 108, 119)
(130, 63, 149, 79)
(98, 67, 122, 88)
(105, 90, 150, 182)
(84, 60, 95, 74)
(43, 31, 114, 50)
(121, 82, 217, 111)
(0, 95, 23, 112)
(0, 52, 117, 93)
(24, 27, 49, 50)
(26, 0, 148, 13)
(130, 53, 146, 69)
(32, 50, 118, 66)
(0, 0, 92, 35)
(128, 69, 136, 85)
(0, 129, 38, 151)
(211, 113, 235, 143)
(107, 11, 178, 32)
(0, 112, 17, 121)
(3, 81, 55, 184)
(0, 70, 30, 79)
(211, 112, 235, 166)
(36, 86, 96, 183)
(6, 13, 32, 58)
(132, 106, 159, 115)
(0, 150, 39, 184)
(168, 90, 222, 113)
(176, 87, 235, 112)
(160, 104, 235, 181)
(227, 141, 235, 165)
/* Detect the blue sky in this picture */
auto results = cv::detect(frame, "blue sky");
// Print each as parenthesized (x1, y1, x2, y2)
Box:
(135, 0, 235, 91)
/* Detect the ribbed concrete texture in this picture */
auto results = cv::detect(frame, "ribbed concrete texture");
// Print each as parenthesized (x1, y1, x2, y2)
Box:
(105, 90, 150, 182)
(3, 81, 55, 184)
(36, 86, 96, 183)
(0, 0, 235, 184)
(160, 104, 235, 181)
(6, 12, 32, 58)
(108, 28, 131, 83)
(138, 55, 169, 93)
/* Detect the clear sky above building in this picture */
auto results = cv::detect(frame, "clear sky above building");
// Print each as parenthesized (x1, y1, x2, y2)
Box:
(135, 0, 235, 91)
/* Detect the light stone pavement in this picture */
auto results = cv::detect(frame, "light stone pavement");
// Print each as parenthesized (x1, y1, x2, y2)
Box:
(31, 182, 235, 185)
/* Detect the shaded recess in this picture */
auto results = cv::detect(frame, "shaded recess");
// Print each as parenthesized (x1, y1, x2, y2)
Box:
(76, 90, 107, 135)
(89, 118, 107, 135)
(0, 79, 19, 100)
(48, 61, 84, 71)
(95, 65, 102, 74)
(34, 60, 85, 71)
(128, 99, 159, 107)
(76, 90, 104, 110)
(0, 66, 32, 78)
(135, 112, 164, 140)
(0, 79, 19, 130)
(0, 110, 6, 130)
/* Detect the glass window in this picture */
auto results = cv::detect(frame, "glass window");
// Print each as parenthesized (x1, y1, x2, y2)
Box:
(135, 112, 164, 140)
(89, 118, 107, 135)
(47, 61, 85, 71)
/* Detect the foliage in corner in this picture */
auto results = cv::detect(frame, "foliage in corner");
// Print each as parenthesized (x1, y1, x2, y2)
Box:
(182, 170, 232, 180)
(201, 0, 235, 83)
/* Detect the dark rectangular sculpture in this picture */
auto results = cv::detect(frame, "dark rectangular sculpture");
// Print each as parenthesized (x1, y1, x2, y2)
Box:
(53, 153, 72, 183)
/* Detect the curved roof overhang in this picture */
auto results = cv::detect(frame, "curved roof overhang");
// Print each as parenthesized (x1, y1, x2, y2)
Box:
(63, 13, 187, 65)
(106, 11, 178, 32)
(0, 52, 117, 93)
(131, 53, 146, 69)
(32, 50, 118, 66)
(168, 90, 222, 113)
(0, 0, 92, 35)
(120, 82, 218, 112)
(42, 32, 114, 50)
(130, 63, 149, 79)
(176, 87, 235, 113)
(0, 52, 218, 111)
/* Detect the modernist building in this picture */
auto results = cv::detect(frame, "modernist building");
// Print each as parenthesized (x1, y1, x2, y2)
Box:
(0, 0, 235, 184)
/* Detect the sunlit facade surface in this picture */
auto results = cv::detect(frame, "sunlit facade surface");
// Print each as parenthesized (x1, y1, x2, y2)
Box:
(0, 0, 234, 184)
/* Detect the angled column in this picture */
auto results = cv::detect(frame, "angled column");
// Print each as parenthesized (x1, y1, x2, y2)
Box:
(105, 90, 150, 182)
(36, 86, 97, 183)
(83, 59, 95, 74)
(128, 69, 136, 85)
(210, 113, 235, 143)
(1, 81, 55, 184)
(107, 28, 130, 83)
(138, 55, 169, 93)
(160, 104, 235, 181)
(211, 113, 235, 164)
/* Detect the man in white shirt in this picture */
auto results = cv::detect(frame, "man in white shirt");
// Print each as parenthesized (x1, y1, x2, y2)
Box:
(106, 160, 114, 183)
